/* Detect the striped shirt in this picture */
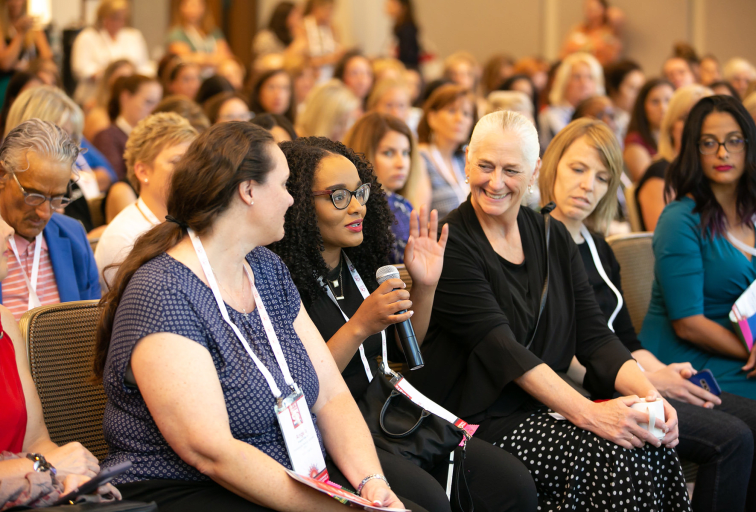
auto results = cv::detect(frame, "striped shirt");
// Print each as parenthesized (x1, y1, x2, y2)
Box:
(3, 234, 61, 320)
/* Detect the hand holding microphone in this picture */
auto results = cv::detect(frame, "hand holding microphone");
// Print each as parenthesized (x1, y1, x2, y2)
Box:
(377, 265, 424, 370)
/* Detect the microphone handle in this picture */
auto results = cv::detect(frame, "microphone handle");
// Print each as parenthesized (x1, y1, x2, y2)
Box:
(395, 308, 424, 370)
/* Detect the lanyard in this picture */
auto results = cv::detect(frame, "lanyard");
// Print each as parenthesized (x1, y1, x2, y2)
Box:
(184, 25, 216, 54)
(135, 197, 160, 226)
(304, 16, 335, 57)
(727, 231, 756, 258)
(580, 225, 622, 332)
(187, 228, 295, 399)
(428, 146, 469, 205)
(8, 234, 42, 310)
(321, 252, 388, 382)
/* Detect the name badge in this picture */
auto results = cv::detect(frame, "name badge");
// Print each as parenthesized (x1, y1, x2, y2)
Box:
(275, 384, 328, 482)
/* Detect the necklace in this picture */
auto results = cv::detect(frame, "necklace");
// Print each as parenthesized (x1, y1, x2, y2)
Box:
(329, 257, 344, 300)
(214, 263, 249, 313)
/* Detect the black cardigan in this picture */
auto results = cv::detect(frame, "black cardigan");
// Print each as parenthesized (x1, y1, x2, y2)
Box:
(408, 200, 633, 422)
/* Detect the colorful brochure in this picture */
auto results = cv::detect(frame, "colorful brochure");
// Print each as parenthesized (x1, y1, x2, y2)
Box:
(730, 279, 756, 351)
(286, 470, 411, 511)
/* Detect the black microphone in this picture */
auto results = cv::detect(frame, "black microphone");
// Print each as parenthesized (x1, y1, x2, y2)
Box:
(376, 265, 424, 370)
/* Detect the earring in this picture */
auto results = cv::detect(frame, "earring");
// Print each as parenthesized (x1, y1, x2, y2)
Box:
(250, 201, 254, 206)
(464, 176, 469, 184)
(143, 179, 149, 184)
(528, 184, 533, 193)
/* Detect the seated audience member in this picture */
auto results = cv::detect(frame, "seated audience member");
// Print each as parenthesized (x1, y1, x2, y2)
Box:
(639, 95, 756, 400)
(164, 60, 201, 100)
(371, 57, 405, 83)
(513, 56, 549, 96)
(442, 51, 479, 93)
(194, 73, 234, 106)
(366, 78, 412, 125)
(94, 122, 411, 512)
(0, 212, 119, 509)
(334, 50, 373, 105)
(153, 94, 210, 132)
(0, 70, 41, 136)
(404, 68, 422, 105)
(71, 0, 151, 104)
(723, 58, 756, 100)
(603, 59, 644, 140)
(744, 91, 756, 123)
(83, 59, 135, 142)
(204, 92, 252, 124)
(385, 0, 421, 71)
(344, 112, 430, 262)
(95, 113, 195, 290)
(93, 74, 162, 181)
(0, 120, 100, 319)
(709, 80, 739, 98)
(538, 52, 604, 149)
(302, 0, 344, 82)
(481, 54, 515, 97)
(249, 69, 295, 123)
(408, 110, 691, 510)
(0, 0, 52, 100)
(417, 84, 476, 219)
(295, 79, 360, 141)
(541, 118, 756, 512)
(270, 137, 538, 512)
(623, 78, 674, 181)
(217, 57, 246, 91)
(250, 112, 297, 143)
(486, 91, 534, 123)
(166, 0, 231, 69)
(663, 56, 696, 90)
(498, 74, 540, 130)
(285, 54, 317, 114)
(636, 84, 713, 231)
(252, 1, 307, 60)
(571, 95, 618, 136)
(560, 0, 622, 65)
(699, 54, 721, 86)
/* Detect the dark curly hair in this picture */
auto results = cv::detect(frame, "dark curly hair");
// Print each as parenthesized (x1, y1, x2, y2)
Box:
(269, 137, 395, 304)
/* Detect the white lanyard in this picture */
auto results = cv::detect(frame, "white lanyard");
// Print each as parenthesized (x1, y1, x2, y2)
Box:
(428, 146, 469, 205)
(8, 234, 42, 310)
(135, 197, 160, 226)
(184, 25, 216, 54)
(580, 225, 623, 332)
(187, 228, 295, 399)
(304, 17, 335, 57)
(321, 252, 388, 382)
(727, 231, 756, 258)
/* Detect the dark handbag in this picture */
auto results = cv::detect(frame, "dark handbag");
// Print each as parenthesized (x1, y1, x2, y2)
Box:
(5, 501, 158, 511)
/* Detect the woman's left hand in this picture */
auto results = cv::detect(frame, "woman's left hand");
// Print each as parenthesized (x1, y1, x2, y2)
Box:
(359, 479, 405, 509)
(646, 391, 680, 449)
(403, 206, 449, 288)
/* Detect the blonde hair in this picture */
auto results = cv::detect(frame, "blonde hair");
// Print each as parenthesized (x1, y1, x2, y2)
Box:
(657, 84, 713, 162)
(372, 58, 406, 82)
(549, 52, 605, 107)
(366, 78, 410, 112)
(469, 110, 539, 169)
(171, 0, 216, 35)
(343, 111, 423, 201)
(5, 85, 84, 144)
(723, 58, 756, 81)
(485, 90, 533, 118)
(124, 112, 197, 194)
(96, 0, 130, 28)
(743, 91, 756, 123)
(538, 118, 622, 233)
(443, 52, 479, 79)
(296, 79, 359, 139)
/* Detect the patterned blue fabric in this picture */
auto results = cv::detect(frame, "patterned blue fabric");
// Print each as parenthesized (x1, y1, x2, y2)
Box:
(101, 247, 324, 483)
(387, 192, 413, 264)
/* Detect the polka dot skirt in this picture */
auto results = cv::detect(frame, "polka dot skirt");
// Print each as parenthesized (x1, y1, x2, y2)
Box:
(498, 411, 692, 511)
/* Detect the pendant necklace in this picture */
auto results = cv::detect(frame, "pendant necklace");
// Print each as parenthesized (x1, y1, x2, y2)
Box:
(330, 257, 344, 300)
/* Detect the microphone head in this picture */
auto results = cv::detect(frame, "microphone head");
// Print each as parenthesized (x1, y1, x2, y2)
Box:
(376, 265, 400, 284)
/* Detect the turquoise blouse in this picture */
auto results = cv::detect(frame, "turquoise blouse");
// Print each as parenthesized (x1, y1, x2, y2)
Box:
(639, 196, 756, 399)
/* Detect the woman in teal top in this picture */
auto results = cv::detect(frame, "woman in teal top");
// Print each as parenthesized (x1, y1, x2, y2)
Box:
(166, 0, 231, 70)
(639, 95, 756, 399)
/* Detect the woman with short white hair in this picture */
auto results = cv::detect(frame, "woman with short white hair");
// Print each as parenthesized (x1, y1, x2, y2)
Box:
(408, 110, 691, 511)
(723, 57, 756, 100)
(538, 52, 604, 149)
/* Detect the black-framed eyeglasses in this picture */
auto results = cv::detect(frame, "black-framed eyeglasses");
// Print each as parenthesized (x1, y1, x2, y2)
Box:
(312, 183, 370, 210)
(11, 173, 72, 208)
(698, 136, 747, 155)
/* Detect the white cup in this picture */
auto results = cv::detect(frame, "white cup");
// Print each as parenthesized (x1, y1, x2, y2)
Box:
(630, 398, 666, 440)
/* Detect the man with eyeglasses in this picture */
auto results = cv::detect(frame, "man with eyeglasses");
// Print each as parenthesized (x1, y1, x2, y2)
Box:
(0, 119, 101, 320)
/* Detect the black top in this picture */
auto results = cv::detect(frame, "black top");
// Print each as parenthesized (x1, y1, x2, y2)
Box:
(64, 181, 94, 233)
(497, 255, 536, 343)
(407, 200, 633, 424)
(635, 158, 669, 231)
(394, 23, 420, 70)
(303, 258, 401, 400)
(577, 233, 643, 353)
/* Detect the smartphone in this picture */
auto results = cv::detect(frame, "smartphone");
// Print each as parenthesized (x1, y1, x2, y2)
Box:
(687, 369, 722, 396)
(53, 460, 132, 506)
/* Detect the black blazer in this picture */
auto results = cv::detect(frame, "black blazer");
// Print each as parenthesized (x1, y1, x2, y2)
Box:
(408, 200, 632, 421)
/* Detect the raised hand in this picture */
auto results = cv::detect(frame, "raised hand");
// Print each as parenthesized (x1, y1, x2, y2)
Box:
(403, 206, 449, 288)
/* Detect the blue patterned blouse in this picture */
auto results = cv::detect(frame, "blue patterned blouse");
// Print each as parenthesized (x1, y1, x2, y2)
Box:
(101, 248, 324, 483)
(387, 192, 413, 264)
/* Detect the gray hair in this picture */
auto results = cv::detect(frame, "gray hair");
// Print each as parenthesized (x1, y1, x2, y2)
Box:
(469, 110, 540, 169)
(0, 119, 80, 176)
